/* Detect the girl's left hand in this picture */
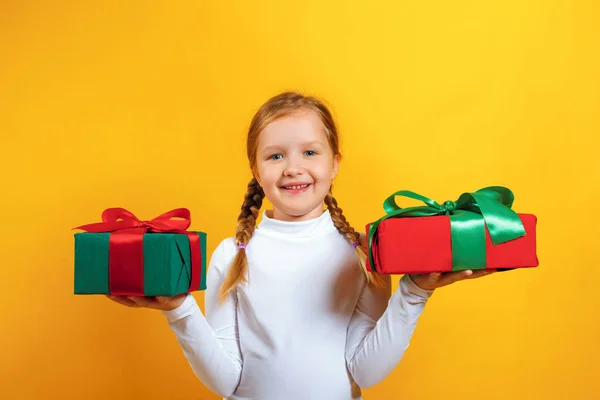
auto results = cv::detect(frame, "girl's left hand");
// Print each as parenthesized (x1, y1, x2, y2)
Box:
(409, 269, 497, 291)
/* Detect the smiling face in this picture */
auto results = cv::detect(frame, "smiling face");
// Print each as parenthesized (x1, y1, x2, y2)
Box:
(254, 109, 340, 222)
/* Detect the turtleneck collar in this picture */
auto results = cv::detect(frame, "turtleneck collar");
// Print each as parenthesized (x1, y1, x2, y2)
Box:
(255, 209, 337, 238)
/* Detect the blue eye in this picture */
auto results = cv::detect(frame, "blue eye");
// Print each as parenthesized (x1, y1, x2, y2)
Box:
(304, 150, 317, 156)
(270, 154, 283, 160)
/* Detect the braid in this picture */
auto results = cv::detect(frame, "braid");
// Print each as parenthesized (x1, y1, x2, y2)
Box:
(219, 177, 264, 301)
(235, 177, 264, 246)
(325, 192, 361, 244)
(325, 191, 386, 287)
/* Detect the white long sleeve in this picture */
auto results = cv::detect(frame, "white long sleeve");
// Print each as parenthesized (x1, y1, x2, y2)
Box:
(161, 243, 242, 397)
(162, 210, 433, 400)
(345, 273, 432, 388)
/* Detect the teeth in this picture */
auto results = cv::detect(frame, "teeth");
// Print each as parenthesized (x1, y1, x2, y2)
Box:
(286, 184, 309, 190)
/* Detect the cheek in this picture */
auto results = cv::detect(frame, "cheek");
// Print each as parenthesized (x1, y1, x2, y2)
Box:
(314, 161, 335, 181)
(256, 163, 279, 185)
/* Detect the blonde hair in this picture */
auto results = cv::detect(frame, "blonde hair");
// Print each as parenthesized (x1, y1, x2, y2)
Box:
(219, 92, 386, 301)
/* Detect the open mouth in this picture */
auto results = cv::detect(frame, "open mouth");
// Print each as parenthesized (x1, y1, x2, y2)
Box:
(281, 183, 312, 191)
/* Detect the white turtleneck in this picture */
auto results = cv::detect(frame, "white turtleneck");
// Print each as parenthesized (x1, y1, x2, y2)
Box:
(162, 209, 433, 400)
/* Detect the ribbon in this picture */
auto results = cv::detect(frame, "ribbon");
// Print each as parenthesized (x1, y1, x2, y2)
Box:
(74, 208, 202, 296)
(367, 186, 527, 272)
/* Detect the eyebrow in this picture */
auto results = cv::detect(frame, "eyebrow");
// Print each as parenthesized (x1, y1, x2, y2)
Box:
(260, 141, 325, 153)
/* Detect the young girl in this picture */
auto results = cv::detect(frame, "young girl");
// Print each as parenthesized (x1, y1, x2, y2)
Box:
(108, 92, 495, 399)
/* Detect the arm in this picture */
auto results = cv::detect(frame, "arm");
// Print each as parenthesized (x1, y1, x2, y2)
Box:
(161, 240, 242, 397)
(345, 237, 434, 388)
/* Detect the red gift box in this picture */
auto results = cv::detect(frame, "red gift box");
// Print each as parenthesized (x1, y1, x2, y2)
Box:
(366, 214, 539, 274)
(365, 187, 539, 274)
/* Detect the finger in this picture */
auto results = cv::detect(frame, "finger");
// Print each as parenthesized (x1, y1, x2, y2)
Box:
(156, 296, 177, 304)
(444, 269, 496, 285)
(106, 295, 140, 308)
(427, 272, 442, 283)
(106, 295, 137, 307)
(156, 294, 186, 304)
(439, 270, 473, 286)
(464, 269, 497, 279)
(128, 296, 159, 308)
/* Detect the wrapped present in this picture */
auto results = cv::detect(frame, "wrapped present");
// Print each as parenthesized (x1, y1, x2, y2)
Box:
(73, 208, 207, 296)
(365, 186, 539, 274)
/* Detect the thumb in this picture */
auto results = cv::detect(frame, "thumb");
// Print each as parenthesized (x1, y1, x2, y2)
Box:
(428, 272, 442, 284)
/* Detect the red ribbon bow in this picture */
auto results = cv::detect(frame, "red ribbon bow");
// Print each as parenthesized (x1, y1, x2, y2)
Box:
(74, 208, 202, 296)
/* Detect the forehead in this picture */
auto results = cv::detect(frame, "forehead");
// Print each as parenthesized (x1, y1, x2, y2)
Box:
(258, 110, 328, 148)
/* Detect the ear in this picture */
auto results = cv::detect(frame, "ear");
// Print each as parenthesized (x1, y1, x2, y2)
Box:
(331, 153, 341, 180)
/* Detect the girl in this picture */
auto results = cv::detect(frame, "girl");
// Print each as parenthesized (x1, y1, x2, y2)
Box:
(109, 92, 495, 399)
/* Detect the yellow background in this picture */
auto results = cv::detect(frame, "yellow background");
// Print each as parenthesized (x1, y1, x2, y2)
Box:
(1, 1, 598, 399)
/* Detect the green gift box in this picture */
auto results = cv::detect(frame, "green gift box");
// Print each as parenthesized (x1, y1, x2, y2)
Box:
(73, 208, 207, 296)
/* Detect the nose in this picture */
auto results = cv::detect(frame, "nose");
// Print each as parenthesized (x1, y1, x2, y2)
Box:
(283, 156, 305, 177)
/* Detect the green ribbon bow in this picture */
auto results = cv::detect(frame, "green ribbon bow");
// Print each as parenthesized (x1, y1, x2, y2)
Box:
(367, 186, 527, 272)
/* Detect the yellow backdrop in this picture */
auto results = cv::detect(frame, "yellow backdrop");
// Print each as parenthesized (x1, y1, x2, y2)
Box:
(1, 1, 598, 399)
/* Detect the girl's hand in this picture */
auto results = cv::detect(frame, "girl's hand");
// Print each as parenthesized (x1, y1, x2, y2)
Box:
(106, 294, 187, 311)
(409, 269, 497, 291)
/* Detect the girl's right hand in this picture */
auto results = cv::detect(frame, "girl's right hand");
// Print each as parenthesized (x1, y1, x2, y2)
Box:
(106, 294, 187, 311)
